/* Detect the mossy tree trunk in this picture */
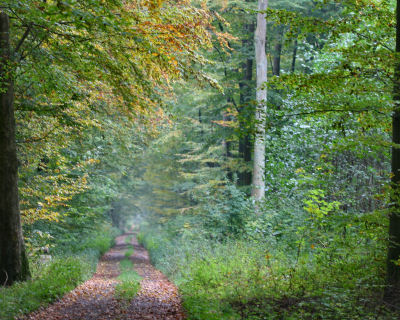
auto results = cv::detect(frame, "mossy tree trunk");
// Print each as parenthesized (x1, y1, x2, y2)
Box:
(0, 12, 30, 286)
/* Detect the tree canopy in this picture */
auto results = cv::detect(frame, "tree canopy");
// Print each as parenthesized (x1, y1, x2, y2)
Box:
(2, 0, 400, 318)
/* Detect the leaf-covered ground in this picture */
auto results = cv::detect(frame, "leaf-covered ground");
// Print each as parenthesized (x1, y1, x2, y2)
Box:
(19, 233, 185, 320)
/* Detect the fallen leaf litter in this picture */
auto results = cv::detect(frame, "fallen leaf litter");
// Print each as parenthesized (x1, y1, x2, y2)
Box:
(19, 233, 185, 320)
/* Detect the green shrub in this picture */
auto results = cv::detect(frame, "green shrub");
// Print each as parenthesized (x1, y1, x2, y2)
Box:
(138, 217, 398, 320)
(79, 224, 119, 257)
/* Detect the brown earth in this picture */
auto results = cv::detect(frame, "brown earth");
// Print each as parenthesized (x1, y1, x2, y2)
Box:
(20, 233, 185, 320)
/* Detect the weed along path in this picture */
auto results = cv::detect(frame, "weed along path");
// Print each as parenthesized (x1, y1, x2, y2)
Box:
(20, 233, 185, 320)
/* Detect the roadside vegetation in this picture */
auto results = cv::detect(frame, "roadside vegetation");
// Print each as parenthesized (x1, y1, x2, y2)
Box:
(1, 0, 400, 318)
(138, 198, 393, 319)
(0, 224, 118, 320)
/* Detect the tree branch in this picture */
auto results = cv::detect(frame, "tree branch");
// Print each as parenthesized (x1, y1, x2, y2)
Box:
(14, 24, 32, 54)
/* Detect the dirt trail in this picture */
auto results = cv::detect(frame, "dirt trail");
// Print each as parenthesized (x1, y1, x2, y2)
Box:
(20, 233, 185, 320)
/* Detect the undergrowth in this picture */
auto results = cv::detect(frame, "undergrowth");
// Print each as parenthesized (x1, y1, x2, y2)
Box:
(0, 223, 118, 320)
(138, 213, 398, 320)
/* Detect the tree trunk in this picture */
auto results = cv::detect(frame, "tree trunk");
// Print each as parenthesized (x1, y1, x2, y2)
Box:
(238, 21, 254, 188)
(385, 0, 400, 306)
(272, 26, 283, 111)
(0, 12, 30, 285)
(251, 0, 268, 203)
(291, 37, 298, 73)
(272, 27, 283, 77)
(222, 98, 234, 181)
(238, 134, 252, 186)
(272, 42, 281, 76)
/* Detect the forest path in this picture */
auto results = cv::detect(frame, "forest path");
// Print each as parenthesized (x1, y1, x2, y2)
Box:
(20, 233, 185, 320)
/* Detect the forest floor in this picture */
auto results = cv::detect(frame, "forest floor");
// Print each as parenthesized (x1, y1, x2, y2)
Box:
(19, 233, 185, 320)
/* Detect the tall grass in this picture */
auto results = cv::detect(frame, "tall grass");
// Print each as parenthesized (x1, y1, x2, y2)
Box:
(0, 224, 119, 320)
(114, 258, 141, 301)
(138, 222, 397, 320)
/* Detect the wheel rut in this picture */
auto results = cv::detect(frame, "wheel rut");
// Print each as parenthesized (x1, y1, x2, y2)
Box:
(20, 233, 185, 320)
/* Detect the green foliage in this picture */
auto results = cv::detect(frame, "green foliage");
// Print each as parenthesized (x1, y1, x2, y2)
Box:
(0, 223, 117, 320)
(2, 252, 90, 316)
(2, 0, 225, 289)
(25, 219, 119, 259)
(138, 216, 397, 319)
(303, 189, 341, 221)
(1, 0, 397, 317)
(200, 184, 253, 238)
(83, 230, 117, 257)
(0, 257, 89, 320)
(125, 0, 399, 317)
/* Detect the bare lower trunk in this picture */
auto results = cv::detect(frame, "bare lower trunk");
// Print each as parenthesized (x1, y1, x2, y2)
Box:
(0, 12, 30, 285)
(272, 42, 281, 76)
(251, 0, 268, 204)
(238, 21, 254, 188)
(222, 108, 233, 181)
(238, 134, 252, 186)
(385, 0, 400, 306)
(272, 27, 283, 77)
(291, 37, 298, 73)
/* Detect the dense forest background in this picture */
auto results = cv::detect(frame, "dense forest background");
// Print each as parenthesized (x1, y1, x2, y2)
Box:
(1, 0, 400, 319)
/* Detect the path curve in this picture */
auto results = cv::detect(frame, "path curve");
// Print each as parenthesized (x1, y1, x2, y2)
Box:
(20, 233, 185, 320)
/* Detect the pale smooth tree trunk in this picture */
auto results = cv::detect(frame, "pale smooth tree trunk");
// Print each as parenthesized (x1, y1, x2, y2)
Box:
(0, 12, 30, 285)
(251, 0, 268, 203)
